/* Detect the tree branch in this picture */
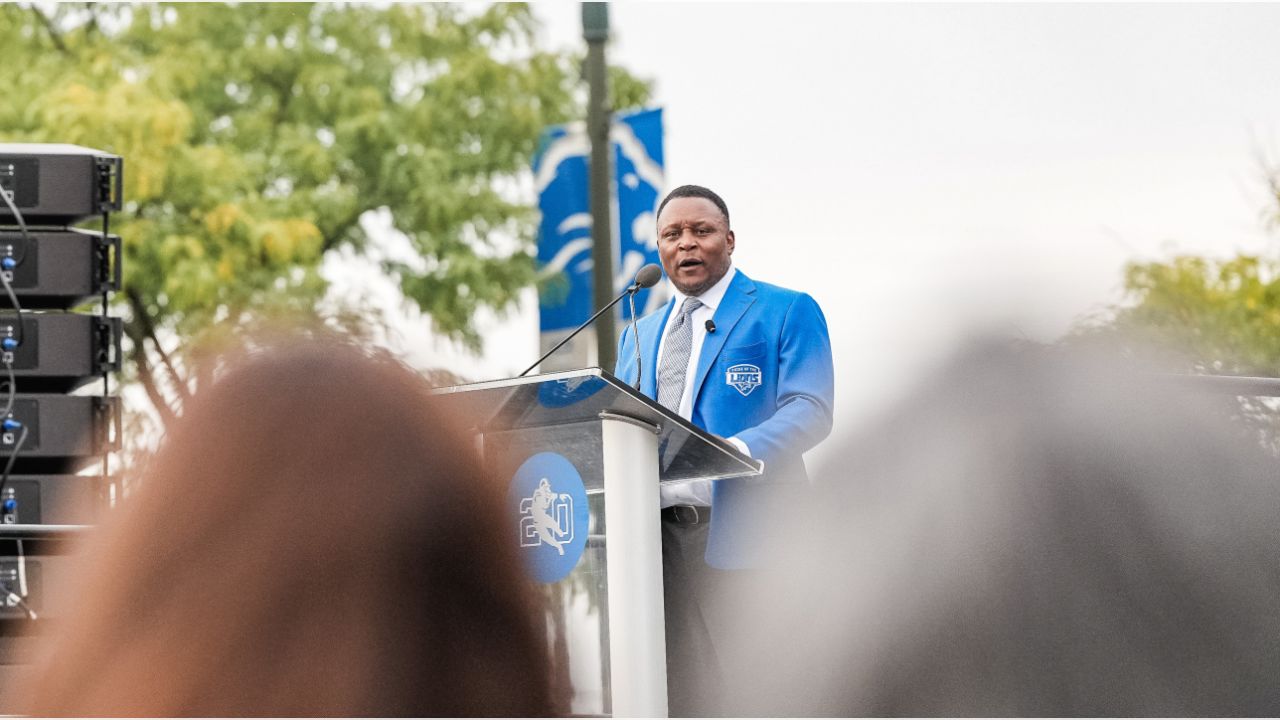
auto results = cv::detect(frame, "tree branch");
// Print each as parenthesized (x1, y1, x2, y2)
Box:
(321, 207, 368, 253)
(127, 287, 193, 404)
(83, 1, 99, 39)
(29, 5, 70, 55)
(124, 322, 178, 428)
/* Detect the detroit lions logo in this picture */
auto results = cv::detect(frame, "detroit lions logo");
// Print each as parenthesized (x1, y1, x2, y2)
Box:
(727, 363, 762, 396)
(519, 477, 574, 555)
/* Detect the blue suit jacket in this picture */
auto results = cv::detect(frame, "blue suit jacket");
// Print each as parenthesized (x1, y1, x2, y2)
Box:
(615, 270, 835, 568)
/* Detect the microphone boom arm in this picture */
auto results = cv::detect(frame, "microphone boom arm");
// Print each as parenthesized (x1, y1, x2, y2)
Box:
(519, 283, 639, 377)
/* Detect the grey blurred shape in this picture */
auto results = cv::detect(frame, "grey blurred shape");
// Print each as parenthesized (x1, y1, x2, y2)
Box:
(724, 339, 1280, 716)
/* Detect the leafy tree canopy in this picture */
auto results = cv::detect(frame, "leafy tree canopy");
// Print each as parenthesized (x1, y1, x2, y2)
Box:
(1057, 170, 1280, 456)
(1075, 171, 1280, 377)
(1090, 254, 1280, 375)
(0, 2, 651, 423)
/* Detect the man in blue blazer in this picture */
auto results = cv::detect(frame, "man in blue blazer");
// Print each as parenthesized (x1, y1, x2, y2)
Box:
(614, 184, 834, 714)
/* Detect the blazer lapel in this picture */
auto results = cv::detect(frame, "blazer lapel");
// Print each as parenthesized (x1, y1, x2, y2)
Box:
(690, 271, 757, 407)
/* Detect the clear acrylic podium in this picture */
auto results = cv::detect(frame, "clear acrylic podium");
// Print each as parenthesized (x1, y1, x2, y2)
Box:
(432, 368, 761, 717)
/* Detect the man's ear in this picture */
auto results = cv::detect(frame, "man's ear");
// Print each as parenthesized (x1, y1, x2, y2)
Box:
(727, 230, 736, 254)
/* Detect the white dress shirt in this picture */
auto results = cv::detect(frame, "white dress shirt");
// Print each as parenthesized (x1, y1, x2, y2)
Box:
(656, 265, 753, 508)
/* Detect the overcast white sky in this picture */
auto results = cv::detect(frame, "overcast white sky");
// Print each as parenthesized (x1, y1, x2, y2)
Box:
(340, 3, 1280, 455)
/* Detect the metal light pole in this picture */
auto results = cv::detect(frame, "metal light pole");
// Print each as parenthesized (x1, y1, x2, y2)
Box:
(583, 2, 615, 371)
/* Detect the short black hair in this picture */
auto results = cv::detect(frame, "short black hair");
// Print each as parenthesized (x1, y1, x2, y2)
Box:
(657, 185, 730, 228)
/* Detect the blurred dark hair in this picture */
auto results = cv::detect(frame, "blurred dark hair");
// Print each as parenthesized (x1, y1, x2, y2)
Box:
(731, 340, 1280, 716)
(25, 339, 557, 716)
(658, 184, 731, 227)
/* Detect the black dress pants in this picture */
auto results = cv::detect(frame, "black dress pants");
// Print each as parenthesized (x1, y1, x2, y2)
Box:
(661, 506, 729, 718)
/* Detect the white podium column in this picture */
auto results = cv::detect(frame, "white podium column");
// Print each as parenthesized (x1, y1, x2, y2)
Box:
(600, 412, 667, 718)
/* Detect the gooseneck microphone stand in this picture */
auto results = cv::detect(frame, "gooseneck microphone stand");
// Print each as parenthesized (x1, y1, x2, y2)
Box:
(520, 264, 661, 378)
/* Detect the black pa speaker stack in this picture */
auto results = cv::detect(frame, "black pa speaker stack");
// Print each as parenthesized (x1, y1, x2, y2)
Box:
(0, 144, 123, 687)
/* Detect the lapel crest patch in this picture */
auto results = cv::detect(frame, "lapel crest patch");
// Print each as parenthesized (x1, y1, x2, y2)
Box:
(726, 363, 762, 396)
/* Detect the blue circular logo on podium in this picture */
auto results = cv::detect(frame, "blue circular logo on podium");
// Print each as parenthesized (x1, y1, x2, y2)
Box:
(508, 452, 590, 583)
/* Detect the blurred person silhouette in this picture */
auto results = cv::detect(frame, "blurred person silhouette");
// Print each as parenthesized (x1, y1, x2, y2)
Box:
(21, 339, 559, 716)
(725, 339, 1280, 716)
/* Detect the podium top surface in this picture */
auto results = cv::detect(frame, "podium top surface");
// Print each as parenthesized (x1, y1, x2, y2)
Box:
(431, 368, 763, 483)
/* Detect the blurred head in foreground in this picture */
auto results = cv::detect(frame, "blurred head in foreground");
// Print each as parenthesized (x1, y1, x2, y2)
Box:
(731, 340, 1280, 716)
(25, 339, 556, 716)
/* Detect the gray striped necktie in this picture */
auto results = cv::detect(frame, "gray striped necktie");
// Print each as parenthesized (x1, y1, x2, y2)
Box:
(658, 297, 703, 411)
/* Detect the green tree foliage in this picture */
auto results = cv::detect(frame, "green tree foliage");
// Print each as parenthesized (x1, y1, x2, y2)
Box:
(1072, 169, 1280, 452)
(1094, 254, 1280, 374)
(1078, 169, 1280, 376)
(0, 2, 651, 424)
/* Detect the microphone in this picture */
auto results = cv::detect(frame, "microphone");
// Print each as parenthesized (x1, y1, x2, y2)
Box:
(633, 263, 663, 290)
(705, 319, 716, 334)
(520, 263, 663, 377)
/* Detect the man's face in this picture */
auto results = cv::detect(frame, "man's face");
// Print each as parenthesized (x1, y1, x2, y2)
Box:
(656, 196, 735, 296)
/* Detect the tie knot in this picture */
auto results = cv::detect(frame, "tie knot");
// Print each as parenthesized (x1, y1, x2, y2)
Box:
(680, 297, 702, 317)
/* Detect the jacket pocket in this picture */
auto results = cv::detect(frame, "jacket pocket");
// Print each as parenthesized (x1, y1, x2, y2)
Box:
(722, 341, 766, 364)
(720, 342, 768, 402)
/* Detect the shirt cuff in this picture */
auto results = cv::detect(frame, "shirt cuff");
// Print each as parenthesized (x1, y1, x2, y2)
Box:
(726, 436, 752, 458)
(660, 478, 713, 508)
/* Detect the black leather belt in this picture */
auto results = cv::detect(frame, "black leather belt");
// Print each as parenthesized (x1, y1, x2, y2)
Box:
(661, 505, 710, 525)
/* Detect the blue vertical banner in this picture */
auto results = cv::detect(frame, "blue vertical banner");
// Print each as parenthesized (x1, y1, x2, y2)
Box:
(611, 108, 667, 319)
(534, 108, 667, 345)
(533, 124, 593, 334)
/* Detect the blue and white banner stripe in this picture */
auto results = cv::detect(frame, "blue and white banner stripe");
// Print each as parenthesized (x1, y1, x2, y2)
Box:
(534, 108, 667, 334)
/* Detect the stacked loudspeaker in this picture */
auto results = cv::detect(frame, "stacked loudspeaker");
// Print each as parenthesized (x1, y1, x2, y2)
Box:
(0, 144, 123, 695)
